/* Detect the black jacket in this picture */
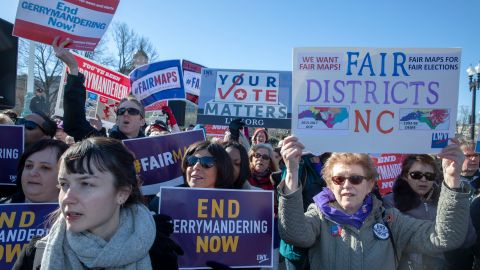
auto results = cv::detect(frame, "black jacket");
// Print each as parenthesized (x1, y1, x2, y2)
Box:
(29, 95, 48, 115)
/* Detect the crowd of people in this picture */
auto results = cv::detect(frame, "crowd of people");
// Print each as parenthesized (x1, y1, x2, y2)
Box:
(0, 37, 479, 270)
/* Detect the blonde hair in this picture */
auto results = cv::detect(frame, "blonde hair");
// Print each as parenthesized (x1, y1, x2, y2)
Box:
(0, 113, 14, 125)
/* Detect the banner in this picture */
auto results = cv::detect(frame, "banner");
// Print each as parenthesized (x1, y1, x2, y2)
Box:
(370, 153, 406, 196)
(13, 0, 119, 51)
(182, 60, 204, 105)
(204, 124, 228, 139)
(0, 126, 24, 186)
(292, 48, 461, 153)
(159, 187, 274, 269)
(122, 130, 205, 195)
(129, 60, 185, 110)
(54, 53, 131, 128)
(0, 203, 58, 269)
(198, 69, 292, 128)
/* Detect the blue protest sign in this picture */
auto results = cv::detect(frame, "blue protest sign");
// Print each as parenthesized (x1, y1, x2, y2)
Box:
(0, 203, 58, 269)
(197, 69, 292, 128)
(0, 125, 24, 186)
(122, 130, 205, 195)
(159, 187, 274, 269)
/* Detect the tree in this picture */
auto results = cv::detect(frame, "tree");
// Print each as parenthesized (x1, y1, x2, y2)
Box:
(457, 105, 471, 137)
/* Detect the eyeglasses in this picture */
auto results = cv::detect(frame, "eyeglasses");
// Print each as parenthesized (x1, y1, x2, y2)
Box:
(331, 175, 367, 185)
(186, 156, 216, 169)
(408, 171, 436, 181)
(16, 118, 46, 133)
(254, 153, 270, 160)
(116, 107, 142, 116)
(465, 154, 480, 159)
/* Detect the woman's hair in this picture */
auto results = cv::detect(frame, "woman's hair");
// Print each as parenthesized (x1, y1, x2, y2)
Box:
(223, 141, 251, 189)
(117, 95, 145, 118)
(248, 143, 279, 173)
(399, 154, 441, 182)
(181, 140, 235, 188)
(60, 137, 142, 206)
(0, 113, 14, 124)
(16, 139, 69, 200)
(322, 153, 378, 188)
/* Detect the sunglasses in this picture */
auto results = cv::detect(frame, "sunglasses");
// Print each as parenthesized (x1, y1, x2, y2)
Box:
(186, 156, 216, 169)
(465, 154, 480, 159)
(331, 175, 367, 185)
(254, 153, 270, 160)
(16, 118, 46, 133)
(408, 171, 436, 181)
(116, 107, 142, 116)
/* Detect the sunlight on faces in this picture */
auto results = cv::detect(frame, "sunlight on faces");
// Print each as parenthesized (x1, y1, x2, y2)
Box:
(24, 114, 50, 145)
(57, 160, 131, 240)
(461, 147, 480, 176)
(21, 148, 60, 202)
(116, 101, 145, 138)
(226, 146, 241, 181)
(329, 163, 374, 215)
(406, 162, 435, 196)
(252, 148, 270, 173)
(255, 132, 267, 144)
(186, 149, 218, 188)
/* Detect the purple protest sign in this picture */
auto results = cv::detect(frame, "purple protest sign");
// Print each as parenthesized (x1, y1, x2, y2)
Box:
(159, 187, 274, 269)
(0, 125, 24, 186)
(123, 130, 205, 195)
(0, 203, 58, 269)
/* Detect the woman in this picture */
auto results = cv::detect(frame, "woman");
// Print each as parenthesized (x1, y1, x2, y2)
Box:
(0, 139, 68, 203)
(14, 137, 158, 270)
(223, 141, 260, 190)
(251, 128, 268, 145)
(248, 143, 279, 190)
(278, 136, 471, 270)
(181, 140, 235, 189)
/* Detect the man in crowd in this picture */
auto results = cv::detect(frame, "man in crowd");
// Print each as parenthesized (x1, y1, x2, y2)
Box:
(29, 88, 49, 115)
(460, 139, 480, 195)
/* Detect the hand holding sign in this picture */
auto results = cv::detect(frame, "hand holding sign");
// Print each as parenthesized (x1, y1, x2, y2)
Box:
(53, 36, 78, 75)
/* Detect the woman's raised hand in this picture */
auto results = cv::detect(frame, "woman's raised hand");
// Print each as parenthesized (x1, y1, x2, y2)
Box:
(52, 36, 78, 75)
(437, 138, 464, 189)
(281, 136, 304, 193)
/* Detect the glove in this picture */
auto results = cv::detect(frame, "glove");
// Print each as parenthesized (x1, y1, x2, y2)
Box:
(228, 118, 245, 141)
(150, 214, 184, 270)
(162, 106, 177, 126)
(153, 214, 174, 236)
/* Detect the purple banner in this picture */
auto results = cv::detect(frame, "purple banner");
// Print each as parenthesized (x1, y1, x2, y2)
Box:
(159, 187, 274, 269)
(0, 203, 58, 269)
(0, 125, 24, 186)
(122, 130, 205, 195)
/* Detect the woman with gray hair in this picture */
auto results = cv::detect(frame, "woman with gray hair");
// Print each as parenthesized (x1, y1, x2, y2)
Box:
(248, 143, 279, 190)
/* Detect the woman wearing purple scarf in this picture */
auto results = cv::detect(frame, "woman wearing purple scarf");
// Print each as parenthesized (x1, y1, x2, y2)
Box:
(277, 136, 471, 270)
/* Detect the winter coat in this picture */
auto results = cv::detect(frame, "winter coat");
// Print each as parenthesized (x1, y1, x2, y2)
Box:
(278, 182, 470, 270)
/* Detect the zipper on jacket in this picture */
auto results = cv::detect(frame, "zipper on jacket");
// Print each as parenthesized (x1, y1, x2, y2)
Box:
(424, 202, 428, 213)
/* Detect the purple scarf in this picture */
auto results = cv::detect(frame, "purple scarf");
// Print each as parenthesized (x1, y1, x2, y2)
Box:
(313, 187, 372, 229)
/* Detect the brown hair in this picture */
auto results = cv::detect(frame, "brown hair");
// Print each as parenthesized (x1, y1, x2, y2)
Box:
(117, 95, 145, 118)
(322, 153, 378, 188)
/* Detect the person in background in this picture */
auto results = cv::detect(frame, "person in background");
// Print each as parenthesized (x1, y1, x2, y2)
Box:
(16, 112, 57, 149)
(145, 120, 170, 136)
(53, 37, 147, 142)
(54, 121, 68, 142)
(0, 112, 14, 124)
(278, 136, 471, 270)
(2, 109, 18, 123)
(251, 128, 269, 145)
(223, 141, 259, 190)
(459, 139, 480, 195)
(29, 88, 49, 115)
(248, 143, 279, 190)
(0, 139, 68, 204)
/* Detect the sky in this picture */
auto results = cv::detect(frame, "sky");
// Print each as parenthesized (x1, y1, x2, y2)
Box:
(2, 0, 480, 118)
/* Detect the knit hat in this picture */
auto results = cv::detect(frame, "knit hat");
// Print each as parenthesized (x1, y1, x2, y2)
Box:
(253, 128, 268, 142)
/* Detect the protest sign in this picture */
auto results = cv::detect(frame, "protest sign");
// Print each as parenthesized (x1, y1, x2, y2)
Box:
(197, 69, 292, 128)
(122, 130, 205, 195)
(370, 153, 406, 196)
(159, 187, 274, 269)
(292, 48, 461, 153)
(129, 60, 185, 111)
(182, 60, 204, 105)
(204, 124, 228, 139)
(54, 53, 131, 128)
(0, 126, 24, 186)
(13, 0, 119, 51)
(0, 203, 58, 269)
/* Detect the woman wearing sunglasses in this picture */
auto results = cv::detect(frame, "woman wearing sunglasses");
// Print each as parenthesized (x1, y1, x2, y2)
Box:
(278, 136, 471, 270)
(248, 143, 279, 190)
(181, 141, 235, 189)
(53, 37, 147, 142)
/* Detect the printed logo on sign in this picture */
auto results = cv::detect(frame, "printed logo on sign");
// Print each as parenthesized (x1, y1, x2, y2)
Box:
(257, 254, 269, 263)
(431, 132, 449, 148)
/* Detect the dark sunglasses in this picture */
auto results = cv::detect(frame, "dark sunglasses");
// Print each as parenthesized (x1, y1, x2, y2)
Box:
(116, 107, 142, 116)
(465, 154, 480, 159)
(254, 153, 270, 160)
(331, 175, 367, 185)
(16, 118, 46, 133)
(408, 171, 436, 181)
(186, 156, 216, 169)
